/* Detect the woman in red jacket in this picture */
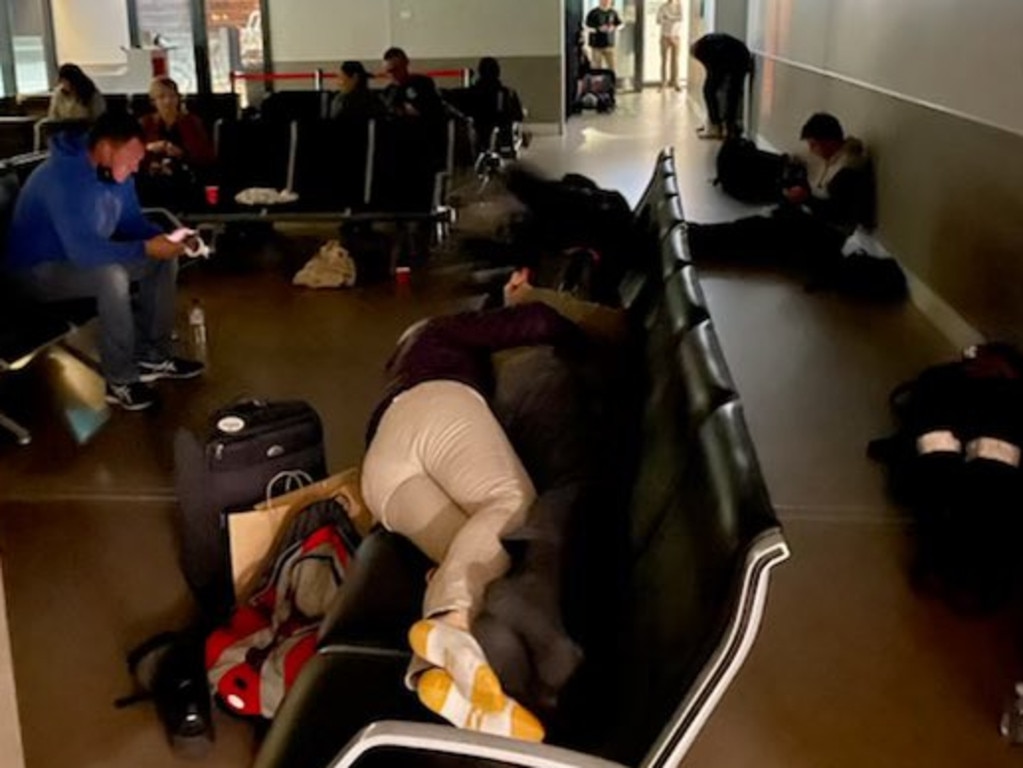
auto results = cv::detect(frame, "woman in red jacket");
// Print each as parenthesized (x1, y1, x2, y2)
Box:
(137, 76, 215, 209)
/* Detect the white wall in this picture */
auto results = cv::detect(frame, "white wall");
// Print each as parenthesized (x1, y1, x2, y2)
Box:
(747, 0, 1023, 135)
(268, 0, 560, 62)
(51, 0, 131, 66)
(390, 0, 560, 59)
(268, 0, 390, 62)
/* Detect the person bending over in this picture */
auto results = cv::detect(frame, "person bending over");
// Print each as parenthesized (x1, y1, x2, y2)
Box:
(688, 112, 875, 279)
(690, 32, 751, 139)
(360, 302, 584, 741)
(5, 112, 204, 411)
(138, 76, 215, 209)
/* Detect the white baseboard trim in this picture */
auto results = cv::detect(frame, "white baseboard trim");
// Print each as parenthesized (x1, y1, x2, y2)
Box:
(753, 130, 985, 350)
(901, 266, 986, 350)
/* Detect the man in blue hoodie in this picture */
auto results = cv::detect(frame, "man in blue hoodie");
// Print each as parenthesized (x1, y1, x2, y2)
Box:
(5, 112, 202, 411)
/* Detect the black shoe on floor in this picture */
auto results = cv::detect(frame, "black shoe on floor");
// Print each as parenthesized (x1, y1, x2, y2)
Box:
(105, 382, 158, 411)
(139, 357, 206, 382)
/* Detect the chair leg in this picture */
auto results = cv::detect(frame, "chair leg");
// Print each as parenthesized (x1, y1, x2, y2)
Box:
(0, 410, 31, 445)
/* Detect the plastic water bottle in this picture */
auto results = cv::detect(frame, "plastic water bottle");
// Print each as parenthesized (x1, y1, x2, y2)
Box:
(188, 299, 207, 359)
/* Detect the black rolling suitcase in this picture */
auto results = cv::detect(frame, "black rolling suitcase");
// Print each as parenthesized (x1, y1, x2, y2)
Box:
(174, 400, 327, 623)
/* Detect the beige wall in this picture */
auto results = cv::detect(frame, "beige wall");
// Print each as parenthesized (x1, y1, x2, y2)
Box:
(752, 57, 1023, 342)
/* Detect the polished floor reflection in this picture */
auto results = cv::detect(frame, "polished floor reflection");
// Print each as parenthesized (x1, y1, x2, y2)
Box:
(1, 90, 1019, 768)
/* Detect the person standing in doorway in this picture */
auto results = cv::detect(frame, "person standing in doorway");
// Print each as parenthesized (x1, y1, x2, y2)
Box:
(690, 32, 751, 139)
(657, 0, 683, 91)
(586, 0, 623, 75)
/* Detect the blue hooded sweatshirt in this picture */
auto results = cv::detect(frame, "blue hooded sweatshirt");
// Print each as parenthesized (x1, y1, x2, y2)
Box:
(5, 132, 162, 272)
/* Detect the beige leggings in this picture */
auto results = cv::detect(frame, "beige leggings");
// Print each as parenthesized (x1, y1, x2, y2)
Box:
(362, 381, 536, 619)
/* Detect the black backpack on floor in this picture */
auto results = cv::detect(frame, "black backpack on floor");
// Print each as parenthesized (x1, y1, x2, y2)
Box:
(868, 344, 1023, 612)
(714, 137, 787, 203)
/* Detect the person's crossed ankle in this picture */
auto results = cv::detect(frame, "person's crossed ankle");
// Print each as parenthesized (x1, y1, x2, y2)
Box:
(408, 612, 545, 742)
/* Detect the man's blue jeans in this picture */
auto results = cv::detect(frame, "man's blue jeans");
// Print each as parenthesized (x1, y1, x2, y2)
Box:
(17, 257, 178, 384)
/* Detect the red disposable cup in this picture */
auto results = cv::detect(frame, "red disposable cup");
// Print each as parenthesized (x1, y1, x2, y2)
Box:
(205, 185, 220, 206)
(395, 266, 411, 285)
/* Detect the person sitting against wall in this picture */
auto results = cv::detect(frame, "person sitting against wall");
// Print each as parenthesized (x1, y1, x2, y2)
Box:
(462, 57, 525, 154)
(687, 112, 875, 281)
(4, 112, 204, 411)
(360, 301, 593, 741)
(48, 63, 107, 122)
(136, 76, 215, 210)
(690, 32, 751, 139)
(380, 47, 444, 119)
(329, 61, 384, 120)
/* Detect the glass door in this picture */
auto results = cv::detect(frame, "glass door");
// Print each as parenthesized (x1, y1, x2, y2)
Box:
(642, 0, 690, 87)
(10, 0, 52, 94)
(206, 0, 265, 95)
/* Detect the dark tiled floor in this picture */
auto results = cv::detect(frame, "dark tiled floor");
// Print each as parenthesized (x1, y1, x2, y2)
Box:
(1, 91, 1020, 767)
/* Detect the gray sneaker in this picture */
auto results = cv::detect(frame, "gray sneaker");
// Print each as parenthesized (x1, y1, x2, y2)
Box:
(105, 382, 157, 411)
(139, 358, 205, 382)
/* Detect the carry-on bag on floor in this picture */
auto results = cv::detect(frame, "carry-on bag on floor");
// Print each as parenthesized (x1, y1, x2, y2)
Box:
(174, 400, 327, 624)
(575, 69, 616, 113)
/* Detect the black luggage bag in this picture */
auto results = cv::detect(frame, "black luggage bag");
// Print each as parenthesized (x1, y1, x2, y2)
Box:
(174, 400, 327, 623)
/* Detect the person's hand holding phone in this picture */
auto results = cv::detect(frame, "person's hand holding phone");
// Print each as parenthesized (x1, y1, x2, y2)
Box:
(145, 234, 186, 260)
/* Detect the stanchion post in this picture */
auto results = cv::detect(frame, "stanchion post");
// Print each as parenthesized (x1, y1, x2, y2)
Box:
(314, 68, 324, 91)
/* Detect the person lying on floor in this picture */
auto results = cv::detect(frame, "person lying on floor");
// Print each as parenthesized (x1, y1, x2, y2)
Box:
(360, 301, 586, 742)
(687, 112, 875, 282)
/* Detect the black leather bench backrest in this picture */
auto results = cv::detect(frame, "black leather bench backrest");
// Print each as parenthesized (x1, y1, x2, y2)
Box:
(605, 400, 775, 764)
(369, 117, 451, 212)
(0, 117, 36, 162)
(185, 94, 240, 136)
(660, 224, 690, 279)
(215, 119, 297, 197)
(262, 91, 331, 123)
(292, 117, 372, 210)
(0, 170, 19, 243)
(679, 320, 737, 425)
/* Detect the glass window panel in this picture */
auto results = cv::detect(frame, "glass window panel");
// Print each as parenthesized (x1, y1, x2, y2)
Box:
(206, 0, 265, 95)
(11, 0, 49, 94)
(135, 0, 197, 92)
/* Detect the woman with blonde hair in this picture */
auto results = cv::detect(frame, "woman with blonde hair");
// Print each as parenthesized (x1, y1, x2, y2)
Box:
(137, 76, 215, 207)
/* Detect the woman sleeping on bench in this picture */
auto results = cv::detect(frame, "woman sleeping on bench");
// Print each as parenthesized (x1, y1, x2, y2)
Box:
(360, 282, 625, 743)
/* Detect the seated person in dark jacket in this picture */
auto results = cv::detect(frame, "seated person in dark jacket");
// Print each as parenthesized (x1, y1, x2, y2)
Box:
(329, 61, 384, 120)
(463, 57, 524, 152)
(379, 47, 444, 119)
(360, 302, 586, 742)
(688, 112, 875, 277)
(137, 76, 215, 209)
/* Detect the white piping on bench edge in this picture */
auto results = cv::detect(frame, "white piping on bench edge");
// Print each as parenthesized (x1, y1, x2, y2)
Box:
(640, 530, 791, 768)
(331, 721, 628, 768)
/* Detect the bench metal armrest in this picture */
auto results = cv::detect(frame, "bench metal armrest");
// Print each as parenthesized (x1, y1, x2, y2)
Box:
(329, 721, 630, 768)
(142, 207, 187, 232)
